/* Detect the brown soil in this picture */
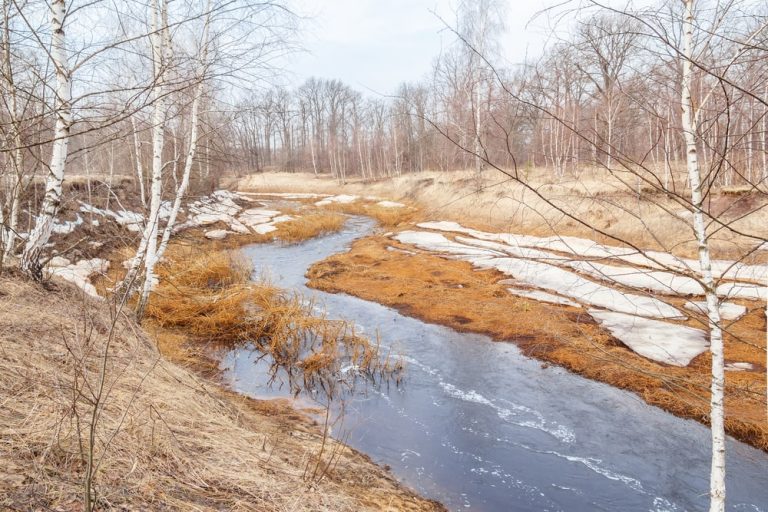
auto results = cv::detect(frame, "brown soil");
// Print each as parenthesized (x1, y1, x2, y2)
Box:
(306, 234, 768, 452)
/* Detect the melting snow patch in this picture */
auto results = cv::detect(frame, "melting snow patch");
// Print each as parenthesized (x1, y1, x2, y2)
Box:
(684, 301, 747, 321)
(376, 200, 405, 208)
(473, 258, 685, 319)
(418, 220, 767, 284)
(315, 194, 358, 206)
(52, 214, 83, 235)
(395, 230, 685, 319)
(589, 310, 708, 366)
(253, 224, 277, 235)
(507, 288, 581, 307)
(394, 231, 505, 258)
(80, 202, 144, 232)
(47, 258, 110, 298)
(725, 362, 754, 372)
(205, 229, 229, 240)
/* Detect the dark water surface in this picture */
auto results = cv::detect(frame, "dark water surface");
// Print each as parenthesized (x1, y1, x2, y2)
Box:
(222, 216, 768, 512)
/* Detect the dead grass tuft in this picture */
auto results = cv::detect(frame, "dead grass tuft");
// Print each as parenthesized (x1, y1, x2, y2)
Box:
(275, 211, 346, 244)
(145, 248, 403, 398)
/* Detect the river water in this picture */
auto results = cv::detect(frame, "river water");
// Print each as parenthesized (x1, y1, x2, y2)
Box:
(222, 216, 768, 512)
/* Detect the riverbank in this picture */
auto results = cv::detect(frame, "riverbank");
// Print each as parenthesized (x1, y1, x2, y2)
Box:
(236, 174, 767, 453)
(0, 183, 444, 511)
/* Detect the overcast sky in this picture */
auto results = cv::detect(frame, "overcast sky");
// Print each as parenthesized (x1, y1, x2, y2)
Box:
(279, 0, 558, 94)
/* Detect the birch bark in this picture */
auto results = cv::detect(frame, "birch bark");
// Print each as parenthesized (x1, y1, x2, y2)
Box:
(20, 0, 70, 279)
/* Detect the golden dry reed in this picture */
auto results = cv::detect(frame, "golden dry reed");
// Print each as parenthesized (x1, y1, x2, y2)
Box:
(145, 248, 403, 398)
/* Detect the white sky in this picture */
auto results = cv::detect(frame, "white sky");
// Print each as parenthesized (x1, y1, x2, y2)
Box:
(280, 0, 558, 94)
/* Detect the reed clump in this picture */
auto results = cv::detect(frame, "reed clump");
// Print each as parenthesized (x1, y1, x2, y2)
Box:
(275, 211, 346, 244)
(145, 248, 403, 398)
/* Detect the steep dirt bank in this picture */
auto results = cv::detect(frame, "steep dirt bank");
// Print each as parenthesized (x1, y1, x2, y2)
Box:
(305, 234, 768, 452)
(0, 271, 443, 511)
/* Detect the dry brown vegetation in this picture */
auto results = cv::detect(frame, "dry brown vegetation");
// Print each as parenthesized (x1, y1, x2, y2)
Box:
(0, 270, 441, 511)
(240, 170, 768, 262)
(274, 211, 346, 244)
(306, 234, 768, 452)
(145, 248, 403, 398)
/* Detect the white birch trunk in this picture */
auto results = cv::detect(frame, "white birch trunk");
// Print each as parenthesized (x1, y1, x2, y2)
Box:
(151, 2, 210, 269)
(131, 116, 148, 209)
(681, 2, 726, 510)
(20, 0, 70, 279)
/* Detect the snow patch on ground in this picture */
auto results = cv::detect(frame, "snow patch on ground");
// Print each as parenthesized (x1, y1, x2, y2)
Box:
(725, 362, 754, 372)
(46, 258, 110, 297)
(205, 229, 229, 240)
(588, 310, 709, 366)
(239, 191, 329, 199)
(395, 230, 685, 319)
(315, 194, 358, 206)
(418, 220, 767, 284)
(507, 288, 581, 307)
(52, 214, 83, 235)
(376, 200, 405, 208)
(684, 301, 748, 321)
(79, 202, 144, 232)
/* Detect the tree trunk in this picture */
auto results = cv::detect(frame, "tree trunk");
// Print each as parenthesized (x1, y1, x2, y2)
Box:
(20, 0, 70, 280)
(681, 2, 726, 510)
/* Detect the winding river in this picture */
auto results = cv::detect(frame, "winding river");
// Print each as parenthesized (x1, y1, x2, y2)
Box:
(222, 216, 768, 512)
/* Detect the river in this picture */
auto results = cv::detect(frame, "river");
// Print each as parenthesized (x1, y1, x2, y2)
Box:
(222, 215, 768, 512)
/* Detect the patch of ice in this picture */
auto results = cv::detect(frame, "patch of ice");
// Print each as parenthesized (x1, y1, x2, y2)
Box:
(589, 310, 708, 366)
(507, 288, 581, 308)
(684, 301, 748, 321)
(440, 381, 575, 443)
(377, 200, 405, 208)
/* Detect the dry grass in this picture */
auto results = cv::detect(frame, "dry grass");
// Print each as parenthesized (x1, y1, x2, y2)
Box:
(306, 235, 768, 452)
(0, 273, 441, 511)
(239, 170, 768, 262)
(145, 248, 403, 399)
(274, 211, 346, 244)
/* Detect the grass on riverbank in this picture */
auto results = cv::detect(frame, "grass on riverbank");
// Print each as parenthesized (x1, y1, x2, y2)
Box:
(145, 248, 404, 398)
(306, 234, 768, 452)
(275, 211, 346, 244)
(0, 271, 439, 511)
